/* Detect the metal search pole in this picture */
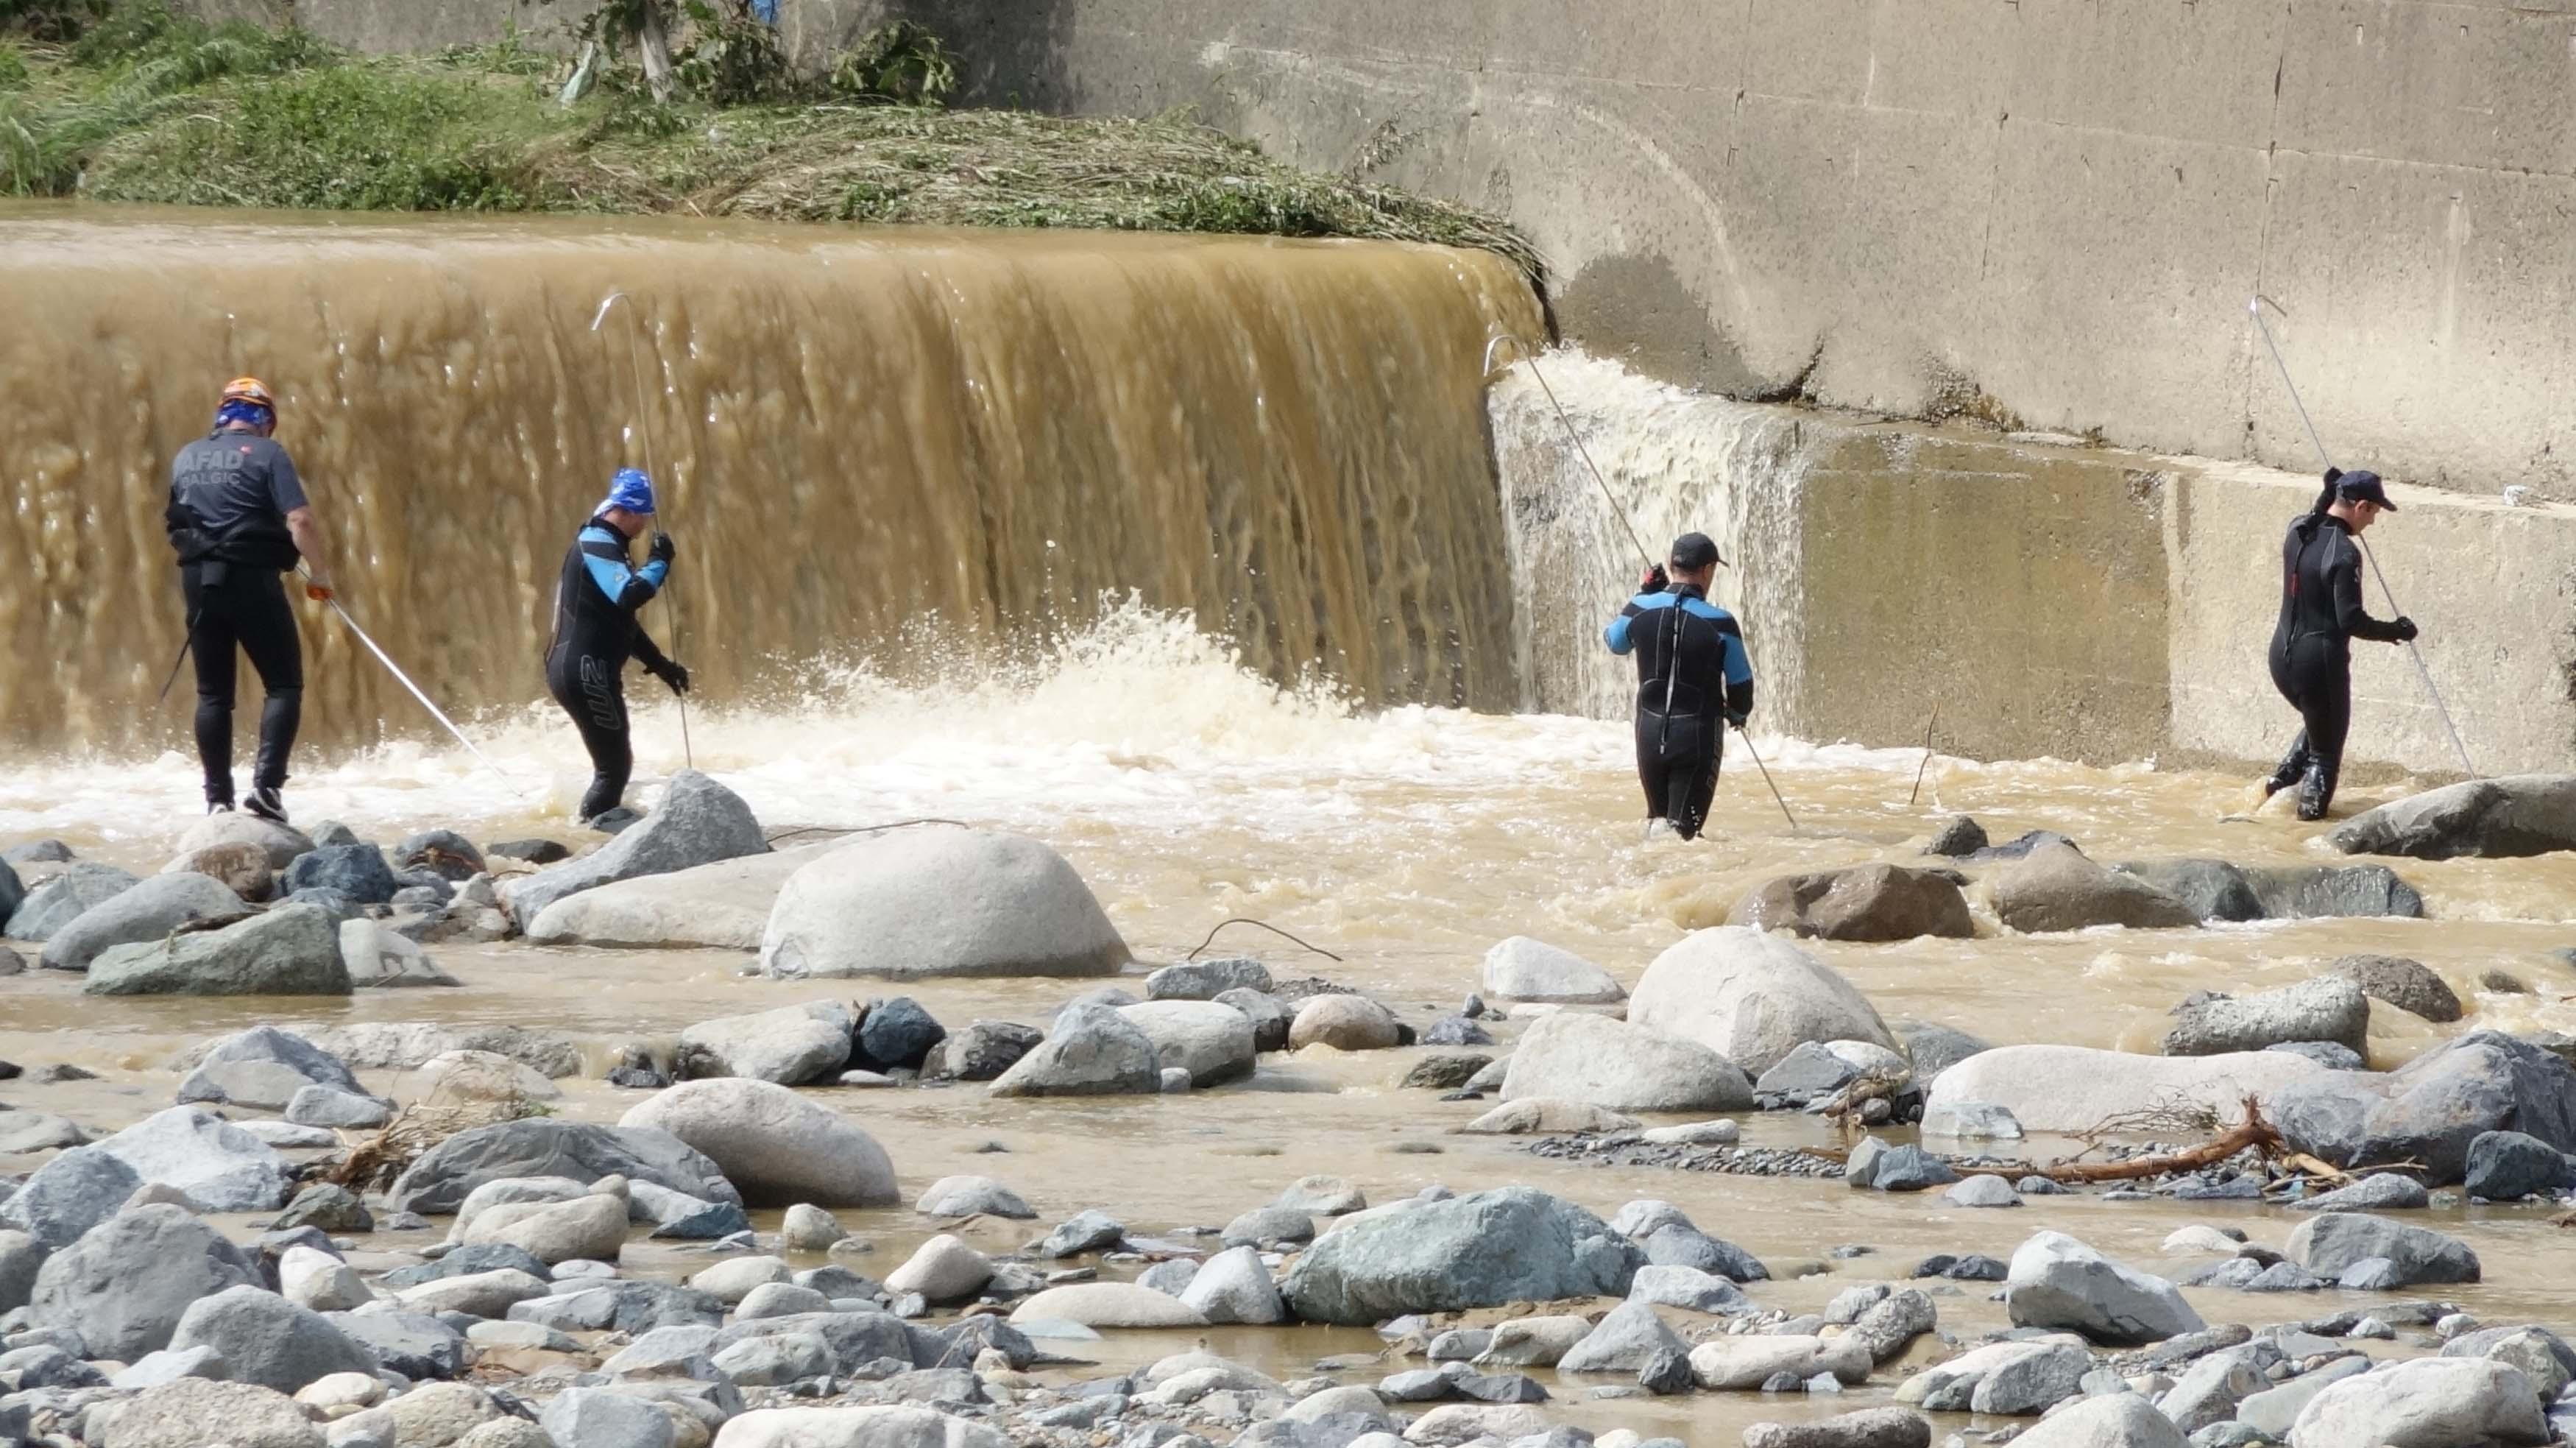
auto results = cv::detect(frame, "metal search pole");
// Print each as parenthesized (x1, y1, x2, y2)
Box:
(300, 568, 506, 777)
(2246, 297, 2477, 778)
(1484, 333, 1661, 569)
(592, 290, 695, 769)
(1733, 724, 1800, 830)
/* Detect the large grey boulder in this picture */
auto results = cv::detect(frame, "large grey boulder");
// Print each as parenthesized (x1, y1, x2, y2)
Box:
(526, 842, 834, 949)
(2442, 1325, 2576, 1399)
(2272, 1030, 2576, 1183)
(302, 1021, 581, 1078)
(1144, 956, 1273, 1001)
(174, 813, 314, 871)
(2326, 774, 2576, 861)
(390, 1118, 740, 1214)
(91, 1106, 294, 1212)
(96, 1377, 325, 1448)
(38, 872, 246, 972)
(337, 918, 457, 988)
(2112, 860, 2265, 923)
(921, 1020, 1043, 1082)
(503, 769, 768, 923)
(1499, 1011, 1754, 1112)
(29, 1204, 261, 1359)
(177, 1025, 363, 1108)
(1993, 842, 2197, 933)
(1175, 1243, 1287, 1325)
(2162, 977, 2370, 1056)
(1926, 1045, 2330, 1134)
(1279, 1185, 1643, 1325)
(758, 827, 1126, 980)
(2463, 1129, 2576, 1201)
(0, 1145, 143, 1248)
(2004, 1230, 2204, 1345)
(0, 853, 18, 924)
(167, 1285, 378, 1394)
(679, 1000, 854, 1086)
(85, 904, 350, 997)
(1479, 936, 1627, 1003)
(2008, 1393, 2189, 1448)
(1556, 1299, 1691, 1373)
(2285, 1212, 2480, 1285)
(1117, 1000, 1256, 1087)
(618, 1078, 898, 1207)
(1727, 863, 1974, 941)
(1625, 926, 1897, 1075)
(7, 861, 141, 941)
(2244, 864, 2424, 919)
(2286, 1356, 2548, 1448)
(706, 1406, 1010, 1448)
(988, 1002, 1161, 1097)
(2335, 955, 2462, 1023)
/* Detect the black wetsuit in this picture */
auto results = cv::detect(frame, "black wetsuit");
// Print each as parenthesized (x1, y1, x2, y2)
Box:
(166, 428, 308, 808)
(2266, 513, 2406, 818)
(1604, 584, 1755, 840)
(545, 515, 672, 819)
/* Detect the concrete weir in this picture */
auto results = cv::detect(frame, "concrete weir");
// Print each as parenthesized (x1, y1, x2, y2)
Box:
(1494, 353, 2576, 775)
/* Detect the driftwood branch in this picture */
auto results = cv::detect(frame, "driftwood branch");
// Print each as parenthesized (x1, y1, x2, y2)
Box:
(1948, 1095, 2282, 1185)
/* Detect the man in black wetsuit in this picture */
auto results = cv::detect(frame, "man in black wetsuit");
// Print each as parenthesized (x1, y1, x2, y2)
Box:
(166, 377, 336, 822)
(1604, 531, 1755, 841)
(2265, 468, 2417, 821)
(547, 467, 689, 824)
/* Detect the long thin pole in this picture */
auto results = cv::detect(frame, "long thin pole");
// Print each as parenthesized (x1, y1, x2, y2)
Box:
(1734, 724, 1799, 830)
(592, 291, 694, 769)
(2246, 297, 2476, 778)
(1909, 702, 1939, 807)
(303, 570, 504, 777)
(1486, 335, 1658, 568)
(158, 615, 197, 704)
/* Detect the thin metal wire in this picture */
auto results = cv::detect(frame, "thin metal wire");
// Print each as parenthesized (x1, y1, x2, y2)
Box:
(1183, 917, 1345, 963)
(1485, 334, 1657, 567)
(2246, 297, 2476, 778)
(593, 291, 693, 768)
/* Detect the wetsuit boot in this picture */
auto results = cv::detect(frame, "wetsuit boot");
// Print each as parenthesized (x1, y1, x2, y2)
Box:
(2296, 760, 2338, 822)
(2261, 735, 2310, 800)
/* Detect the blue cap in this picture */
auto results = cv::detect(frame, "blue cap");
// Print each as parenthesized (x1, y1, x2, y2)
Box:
(602, 467, 656, 517)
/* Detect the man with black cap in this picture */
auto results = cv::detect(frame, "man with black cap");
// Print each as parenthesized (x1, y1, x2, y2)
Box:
(1604, 531, 1754, 840)
(2264, 467, 2416, 820)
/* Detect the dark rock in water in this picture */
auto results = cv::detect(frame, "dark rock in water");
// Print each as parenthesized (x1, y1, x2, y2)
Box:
(2171, 1173, 2265, 1201)
(590, 806, 643, 835)
(2462, 1130, 2576, 1201)
(394, 830, 486, 882)
(0, 1059, 19, 1080)
(1993, 841, 2197, 932)
(486, 838, 572, 866)
(1642, 1223, 1769, 1283)
(854, 997, 946, 1073)
(1967, 830, 2075, 863)
(1280, 1185, 1643, 1324)
(2113, 860, 2265, 923)
(2329, 775, 2576, 861)
(85, 905, 351, 997)
(1143, 956, 1271, 1000)
(2, 839, 74, 865)
(1911, 1253, 2008, 1282)
(1924, 816, 1988, 858)
(2292, 1173, 2428, 1212)
(277, 886, 361, 927)
(1641, 1346, 1695, 1396)
(649, 1197, 752, 1240)
(1402, 1053, 1493, 1090)
(279, 844, 398, 905)
(1728, 863, 1975, 942)
(6, 862, 141, 942)
(27, 1203, 261, 1360)
(1215, 988, 1292, 1052)
(1897, 1022, 1991, 1084)
(1869, 1146, 1958, 1193)
(1420, 1015, 1493, 1047)
(2287, 1211, 2480, 1285)
(2274, 1030, 2576, 1183)
(506, 771, 768, 923)
(2164, 977, 2370, 1056)
(272, 1184, 372, 1235)
(2245, 864, 2424, 919)
(389, 1117, 740, 1214)
(2336, 955, 2463, 1023)
(921, 1020, 1043, 1081)
(607, 1045, 670, 1090)
(2269, 1041, 2366, 1070)
(2483, 970, 2531, 994)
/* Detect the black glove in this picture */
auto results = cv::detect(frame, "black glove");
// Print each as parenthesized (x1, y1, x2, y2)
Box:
(648, 532, 676, 567)
(1723, 708, 1749, 730)
(1640, 563, 1669, 593)
(654, 660, 691, 696)
(2391, 616, 2418, 643)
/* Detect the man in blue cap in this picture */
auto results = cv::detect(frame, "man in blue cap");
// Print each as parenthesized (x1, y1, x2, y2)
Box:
(2264, 467, 2417, 820)
(1605, 531, 1755, 840)
(547, 468, 689, 824)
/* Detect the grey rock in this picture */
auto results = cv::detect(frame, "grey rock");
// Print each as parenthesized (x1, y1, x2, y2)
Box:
(1757, 1039, 1907, 1103)
(4, 862, 141, 942)
(0, 1341, 105, 1388)
(2233, 1354, 2371, 1438)
(1557, 1300, 1688, 1372)
(29, 1203, 261, 1359)
(485, 838, 568, 864)
(1040, 1209, 1126, 1258)
(168, 1285, 377, 1394)
(1420, 1014, 1493, 1047)
(90, 1106, 293, 1211)
(2007, 1230, 2205, 1345)
(2159, 1344, 2274, 1433)
(914, 1175, 1033, 1221)
(2287, 1212, 2478, 1286)
(278, 845, 398, 905)
(1479, 936, 1627, 1003)
(390, 1118, 738, 1215)
(38, 872, 246, 972)
(2285, 1355, 2546, 1448)
(854, 996, 947, 1072)
(108, 1343, 227, 1389)
(0, 1228, 41, 1313)
(2243, 864, 2424, 920)
(989, 1003, 1162, 1097)
(2463, 1129, 2575, 1201)
(1119, 1000, 1257, 1087)
(333, 1310, 469, 1379)
(1870, 1145, 1958, 1193)
(505, 770, 768, 923)
(95, 1377, 327, 1448)
(1921, 1100, 2023, 1139)
(180, 1025, 363, 1100)
(679, 1000, 854, 1086)
(1989, 1391, 2189, 1448)
(1280, 1185, 1642, 1325)
(2441, 1324, 2576, 1398)
(336, 918, 458, 988)
(2112, 860, 2265, 923)
(1402, 1053, 1494, 1089)
(2326, 774, 2576, 860)
(1741, 1407, 1931, 1448)
(2268, 1041, 2365, 1070)
(285, 1085, 392, 1130)
(1972, 1341, 2092, 1414)
(1222, 1207, 1314, 1247)
(920, 1020, 1043, 1082)
(379, 1243, 550, 1288)
(2335, 956, 2462, 1023)
(1728, 863, 1975, 942)
(618, 1077, 897, 1207)
(539, 1387, 676, 1448)
(2164, 978, 2370, 1057)
(1641, 1223, 1768, 1282)
(2273, 1030, 2576, 1183)
(1924, 816, 1989, 857)
(1945, 1175, 2020, 1207)
(1144, 957, 1272, 1000)
(1502, 1011, 1755, 1112)
(1849, 1289, 1938, 1363)
(0, 1146, 141, 1249)
(1176, 1244, 1284, 1324)
(2291, 1173, 2429, 1212)
(1136, 1257, 1198, 1295)
(393, 831, 486, 883)
(760, 825, 1127, 980)
(1626, 926, 1899, 1075)
(1992, 842, 2197, 933)
(272, 1184, 372, 1234)
(85, 905, 351, 997)
(1214, 989, 1292, 1052)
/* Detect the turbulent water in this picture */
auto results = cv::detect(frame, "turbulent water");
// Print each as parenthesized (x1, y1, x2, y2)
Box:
(11, 209, 2576, 1439)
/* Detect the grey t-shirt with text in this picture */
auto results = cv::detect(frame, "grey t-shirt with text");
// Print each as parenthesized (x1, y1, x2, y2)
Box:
(169, 430, 307, 535)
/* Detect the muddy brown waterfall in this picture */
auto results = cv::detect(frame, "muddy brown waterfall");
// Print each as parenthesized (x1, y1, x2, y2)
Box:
(0, 210, 1544, 755)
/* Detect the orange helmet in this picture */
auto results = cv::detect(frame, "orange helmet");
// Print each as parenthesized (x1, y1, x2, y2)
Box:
(219, 377, 276, 409)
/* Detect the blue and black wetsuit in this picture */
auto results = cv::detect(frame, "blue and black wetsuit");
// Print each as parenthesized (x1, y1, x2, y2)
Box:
(546, 515, 671, 819)
(1606, 584, 1755, 840)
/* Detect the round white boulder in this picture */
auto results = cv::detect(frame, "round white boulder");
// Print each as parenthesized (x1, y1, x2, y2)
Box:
(618, 1079, 896, 1207)
(759, 827, 1128, 981)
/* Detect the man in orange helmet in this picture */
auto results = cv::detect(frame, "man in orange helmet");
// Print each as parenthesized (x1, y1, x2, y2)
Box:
(164, 378, 336, 822)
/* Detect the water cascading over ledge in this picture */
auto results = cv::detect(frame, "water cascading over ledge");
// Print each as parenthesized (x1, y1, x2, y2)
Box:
(0, 208, 1544, 756)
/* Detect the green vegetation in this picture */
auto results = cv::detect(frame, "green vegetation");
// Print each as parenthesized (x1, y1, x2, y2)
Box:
(0, 1, 1541, 280)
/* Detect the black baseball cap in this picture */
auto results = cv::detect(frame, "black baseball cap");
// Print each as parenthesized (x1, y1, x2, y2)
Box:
(1669, 531, 1728, 569)
(2331, 469, 2397, 511)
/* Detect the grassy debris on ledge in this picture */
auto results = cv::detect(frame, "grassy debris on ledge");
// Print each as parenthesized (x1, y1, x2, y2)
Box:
(0, 2, 1542, 281)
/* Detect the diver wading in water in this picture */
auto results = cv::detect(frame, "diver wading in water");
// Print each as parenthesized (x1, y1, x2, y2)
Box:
(547, 468, 690, 825)
(2265, 468, 2417, 820)
(1604, 531, 1755, 841)
(165, 377, 336, 822)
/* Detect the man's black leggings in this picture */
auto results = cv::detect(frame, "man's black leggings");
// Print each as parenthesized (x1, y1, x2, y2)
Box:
(182, 565, 302, 805)
(2268, 638, 2352, 814)
(1636, 713, 1722, 841)
(546, 646, 631, 819)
